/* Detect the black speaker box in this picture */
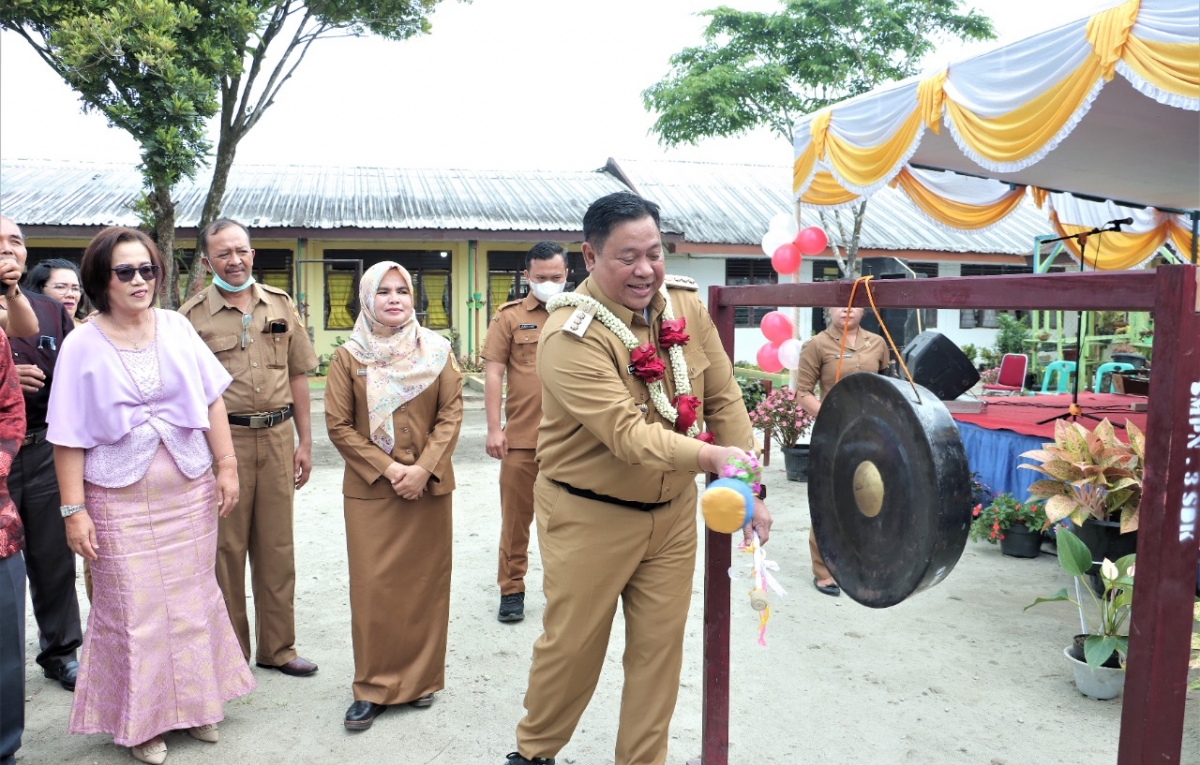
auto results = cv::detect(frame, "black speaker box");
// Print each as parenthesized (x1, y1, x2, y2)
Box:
(901, 331, 980, 401)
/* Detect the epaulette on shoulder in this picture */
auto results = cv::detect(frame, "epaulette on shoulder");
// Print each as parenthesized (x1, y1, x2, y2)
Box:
(663, 274, 699, 291)
(496, 299, 522, 311)
(179, 291, 207, 313)
(560, 302, 597, 339)
(260, 283, 290, 297)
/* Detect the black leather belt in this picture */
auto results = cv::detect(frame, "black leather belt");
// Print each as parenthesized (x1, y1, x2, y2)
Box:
(228, 404, 293, 429)
(552, 480, 668, 512)
(21, 428, 47, 447)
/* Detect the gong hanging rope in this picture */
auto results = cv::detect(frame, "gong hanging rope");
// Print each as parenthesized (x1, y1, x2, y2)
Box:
(835, 276, 922, 404)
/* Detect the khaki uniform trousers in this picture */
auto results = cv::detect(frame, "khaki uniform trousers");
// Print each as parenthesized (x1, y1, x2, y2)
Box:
(810, 529, 833, 581)
(217, 420, 298, 666)
(517, 475, 697, 765)
(498, 448, 538, 595)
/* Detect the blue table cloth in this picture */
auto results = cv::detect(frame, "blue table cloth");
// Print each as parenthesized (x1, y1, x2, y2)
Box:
(957, 422, 1045, 502)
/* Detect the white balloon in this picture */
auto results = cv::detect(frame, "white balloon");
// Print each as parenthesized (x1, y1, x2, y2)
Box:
(769, 212, 800, 242)
(761, 229, 790, 257)
(778, 338, 803, 370)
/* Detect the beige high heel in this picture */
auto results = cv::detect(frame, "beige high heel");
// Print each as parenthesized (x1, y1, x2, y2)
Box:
(188, 723, 219, 743)
(130, 737, 167, 764)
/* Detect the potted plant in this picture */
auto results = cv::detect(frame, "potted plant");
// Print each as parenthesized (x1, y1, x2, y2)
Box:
(1019, 418, 1143, 570)
(1025, 528, 1134, 699)
(969, 494, 1048, 558)
(959, 342, 978, 367)
(748, 386, 814, 482)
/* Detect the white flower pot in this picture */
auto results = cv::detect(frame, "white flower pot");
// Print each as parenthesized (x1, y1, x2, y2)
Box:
(1063, 646, 1125, 700)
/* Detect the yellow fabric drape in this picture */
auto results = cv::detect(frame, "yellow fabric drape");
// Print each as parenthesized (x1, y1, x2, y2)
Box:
(918, 70, 948, 133)
(946, 56, 1102, 165)
(800, 171, 860, 207)
(890, 168, 1026, 230)
(1167, 219, 1196, 260)
(1031, 187, 1049, 209)
(823, 108, 924, 189)
(423, 273, 449, 329)
(489, 273, 515, 315)
(1051, 211, 1171, 270)
(1085, 0, 1140, 81)
(1125, 36, 1200, 100)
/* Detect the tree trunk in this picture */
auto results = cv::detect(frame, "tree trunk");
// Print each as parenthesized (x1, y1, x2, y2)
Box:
(184, 130, 240, 298)
(147, 180, 179, 310)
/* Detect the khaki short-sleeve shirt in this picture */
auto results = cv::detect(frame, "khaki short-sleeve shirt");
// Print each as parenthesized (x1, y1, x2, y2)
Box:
(480, 293, 548, 449)
(180, 283, 319, 415)
(795, 326, 891, 401)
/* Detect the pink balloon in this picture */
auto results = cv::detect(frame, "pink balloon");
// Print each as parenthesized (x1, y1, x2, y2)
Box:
(759, 310, 793, 344)
(795, 226, 828, 256)
(756, 342, 784, 373)
(771, 243, 801, 275)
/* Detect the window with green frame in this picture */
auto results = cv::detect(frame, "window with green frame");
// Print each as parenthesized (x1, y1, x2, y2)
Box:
(323, 250, 453, 330)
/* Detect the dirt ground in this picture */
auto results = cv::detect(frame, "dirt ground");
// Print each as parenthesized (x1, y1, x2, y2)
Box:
(16, 390, 1200, 765)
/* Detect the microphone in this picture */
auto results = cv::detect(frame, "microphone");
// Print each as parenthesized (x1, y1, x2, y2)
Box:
(1105, 217, 1133, 229)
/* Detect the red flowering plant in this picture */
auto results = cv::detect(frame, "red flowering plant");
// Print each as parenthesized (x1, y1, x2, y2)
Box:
(968, 493, 1048, 544)
(747, 386, 814, 451)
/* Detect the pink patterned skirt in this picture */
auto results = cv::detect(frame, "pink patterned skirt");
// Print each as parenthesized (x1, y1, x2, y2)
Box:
(69, 445, 255, 746)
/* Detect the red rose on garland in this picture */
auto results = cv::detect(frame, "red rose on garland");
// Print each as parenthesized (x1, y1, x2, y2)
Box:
(695, 432, 715, 444)
(630, 343, 666, 383)
(659, 318, 689, 349)
(673, 394, 701, 433)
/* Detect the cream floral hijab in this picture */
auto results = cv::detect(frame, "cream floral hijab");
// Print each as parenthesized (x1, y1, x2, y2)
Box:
(345, 262, 450, 453)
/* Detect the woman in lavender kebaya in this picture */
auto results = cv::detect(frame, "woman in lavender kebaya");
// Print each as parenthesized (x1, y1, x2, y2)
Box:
(46, 228, 254, 764)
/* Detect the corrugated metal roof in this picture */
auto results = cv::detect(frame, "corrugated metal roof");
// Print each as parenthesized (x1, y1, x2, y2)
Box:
(0, 160, 636, 233)
(608, 158, 1053, 254)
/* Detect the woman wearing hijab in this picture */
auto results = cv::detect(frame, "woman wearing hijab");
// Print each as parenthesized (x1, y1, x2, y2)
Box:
(324, 261, 462, 732)
(46, 227, 254, 764)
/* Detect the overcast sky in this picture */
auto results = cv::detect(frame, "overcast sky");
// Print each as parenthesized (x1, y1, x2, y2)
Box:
(0, 0, 1112, 173)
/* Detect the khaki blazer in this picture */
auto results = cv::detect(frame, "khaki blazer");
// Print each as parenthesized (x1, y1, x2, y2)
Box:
(325, 345, 462, 500)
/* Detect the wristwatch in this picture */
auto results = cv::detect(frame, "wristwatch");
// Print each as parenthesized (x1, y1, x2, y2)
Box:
(60, 503, 86, 518)
(756, 484, 767, 500)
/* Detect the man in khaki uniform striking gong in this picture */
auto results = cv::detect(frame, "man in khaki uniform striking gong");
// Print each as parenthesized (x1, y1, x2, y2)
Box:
(504, 193, 772, 765)
(181, 219, 320, 676)
(482, 241, 569, 623)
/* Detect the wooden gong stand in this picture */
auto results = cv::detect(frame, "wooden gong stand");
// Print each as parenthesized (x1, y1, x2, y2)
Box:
(699, 266, 1199, 765)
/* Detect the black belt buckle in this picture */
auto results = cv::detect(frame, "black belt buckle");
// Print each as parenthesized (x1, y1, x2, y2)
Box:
(231, 404, 293, 429)
(21, 429, 46, 447)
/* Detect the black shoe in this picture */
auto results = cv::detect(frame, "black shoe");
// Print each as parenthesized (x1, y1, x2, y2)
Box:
(812, 577, 841, 597)
(498, 592, 525, 622)
(344, 700, 387, 731)
(505, 753, 554, 765)
(44, 660, 78, 692)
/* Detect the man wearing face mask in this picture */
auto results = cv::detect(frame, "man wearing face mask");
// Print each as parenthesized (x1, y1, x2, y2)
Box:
(481, 242, 568, 623)
(180, 218, 321, 677)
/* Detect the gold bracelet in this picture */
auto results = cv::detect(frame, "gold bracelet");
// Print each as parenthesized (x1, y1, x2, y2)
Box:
(216, 454, 237, 463)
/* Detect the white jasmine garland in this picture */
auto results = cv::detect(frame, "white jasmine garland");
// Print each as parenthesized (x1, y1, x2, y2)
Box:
(548, 288, 700, 437)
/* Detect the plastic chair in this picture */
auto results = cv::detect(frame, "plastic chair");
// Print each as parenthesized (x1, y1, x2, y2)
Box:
(1093, 362, 1135, 393)
(981, 353, 1027, 395)
(1040, 360, 1077, 393)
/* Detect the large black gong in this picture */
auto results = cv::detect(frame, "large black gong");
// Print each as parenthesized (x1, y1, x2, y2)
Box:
(807, 373, 971, 608)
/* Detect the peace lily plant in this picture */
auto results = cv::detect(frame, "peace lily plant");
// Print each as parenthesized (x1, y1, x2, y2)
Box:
(1025, 528, 1135, 668)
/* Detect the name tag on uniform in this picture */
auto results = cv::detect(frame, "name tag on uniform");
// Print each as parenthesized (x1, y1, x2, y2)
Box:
(357, 369, 368, 376)
(518, 323, 538, 330)
(839, 352, 854, 359)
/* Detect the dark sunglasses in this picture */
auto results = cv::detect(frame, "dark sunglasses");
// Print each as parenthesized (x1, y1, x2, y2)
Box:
(112, 264, 161, 283)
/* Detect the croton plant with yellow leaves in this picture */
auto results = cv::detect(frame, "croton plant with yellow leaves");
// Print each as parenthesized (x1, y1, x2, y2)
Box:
(1019, 418, 1144, 533)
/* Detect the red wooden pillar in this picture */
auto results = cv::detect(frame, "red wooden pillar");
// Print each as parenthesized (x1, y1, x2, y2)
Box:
(1118, 265, 1200, 764)
(700, 285, 735, 765)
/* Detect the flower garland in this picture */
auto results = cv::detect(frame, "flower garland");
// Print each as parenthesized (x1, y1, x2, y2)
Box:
(548, 288, 708, 440)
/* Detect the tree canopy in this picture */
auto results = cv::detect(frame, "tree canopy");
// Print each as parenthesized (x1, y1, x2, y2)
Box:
(643, 0, 995, 275)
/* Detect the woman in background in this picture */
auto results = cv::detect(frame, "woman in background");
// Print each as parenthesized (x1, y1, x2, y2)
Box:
(47, 227, 254, 764)
(24, 258, 86, 326)
(325, 261, 462, 732)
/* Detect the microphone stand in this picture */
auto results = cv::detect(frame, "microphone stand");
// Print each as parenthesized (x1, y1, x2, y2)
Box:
(1035, 222, 1125, 427)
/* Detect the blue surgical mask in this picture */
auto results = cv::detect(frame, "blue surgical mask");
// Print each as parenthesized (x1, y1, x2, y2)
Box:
(208, 263, 256, 293)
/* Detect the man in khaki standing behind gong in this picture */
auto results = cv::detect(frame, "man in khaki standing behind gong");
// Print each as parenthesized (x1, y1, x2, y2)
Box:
(181, 218, 320, 676)
(481, 241, 569, 623)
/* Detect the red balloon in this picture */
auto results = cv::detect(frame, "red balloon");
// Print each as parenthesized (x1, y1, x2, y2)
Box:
(756, 342, 784, 374)
(759, 310, 793, 344)
(771, 243, 801, 275)
(795, 226, 828, 256)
